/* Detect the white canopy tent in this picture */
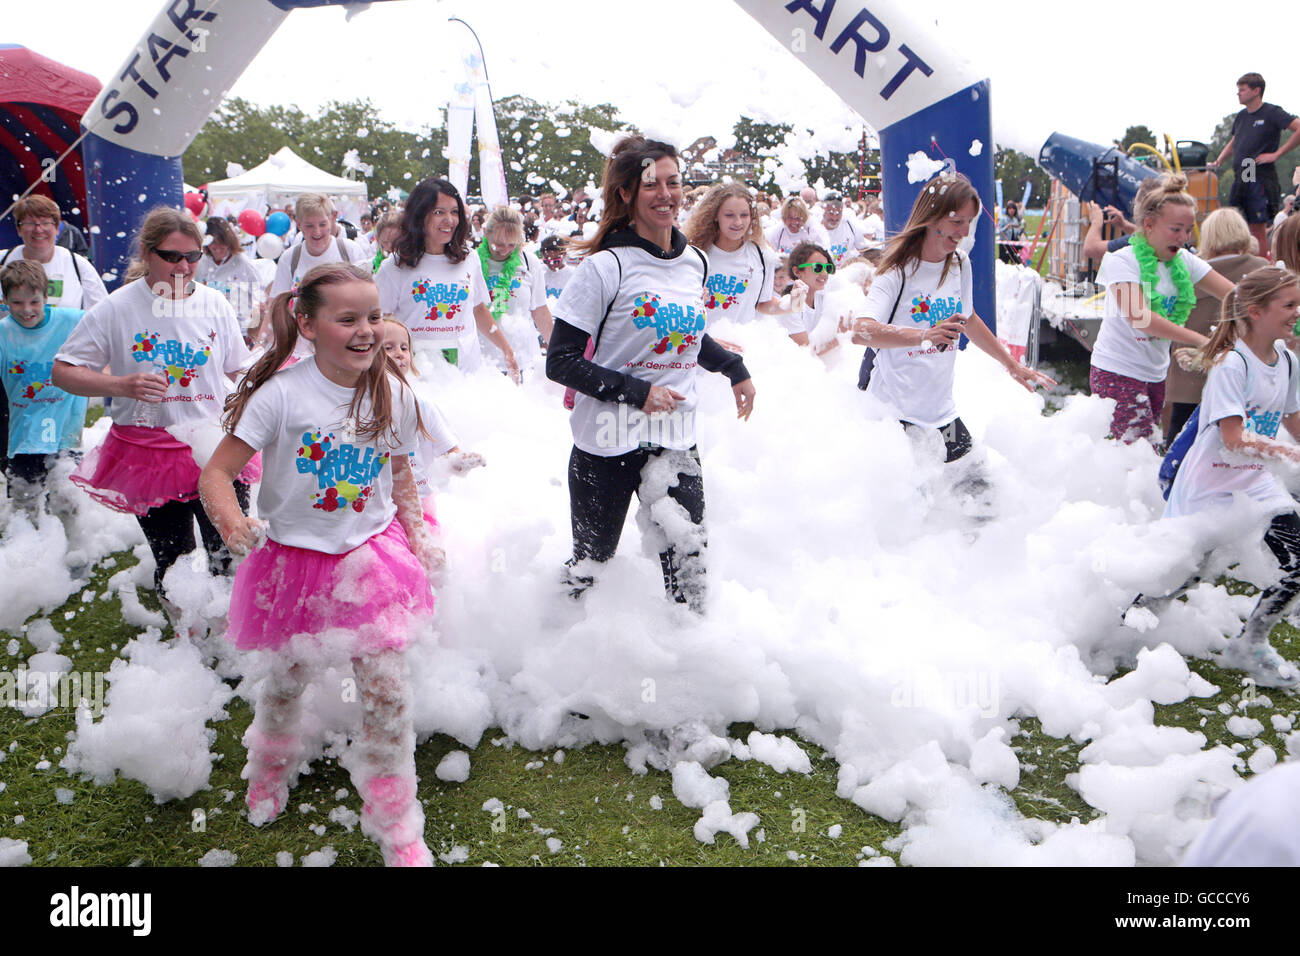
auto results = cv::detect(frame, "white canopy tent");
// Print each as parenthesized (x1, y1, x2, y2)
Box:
(204, 146, 369, 223)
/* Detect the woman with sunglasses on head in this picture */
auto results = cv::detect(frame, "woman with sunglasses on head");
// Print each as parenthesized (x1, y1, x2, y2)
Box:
(53, 207, 258, 619)
(851, 173, 1054, 478)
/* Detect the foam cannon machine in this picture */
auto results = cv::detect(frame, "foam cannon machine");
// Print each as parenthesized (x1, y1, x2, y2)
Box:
(1037, 132, 1159, 219)
(80, 0, 403, 287)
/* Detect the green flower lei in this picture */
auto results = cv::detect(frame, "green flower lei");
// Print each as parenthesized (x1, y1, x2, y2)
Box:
(1129, 233, 1196, 326)
(477, 241, 521, 324)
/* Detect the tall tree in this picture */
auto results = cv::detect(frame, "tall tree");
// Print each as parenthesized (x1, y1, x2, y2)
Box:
(994, 146, 1051, 207)
(1119, 125, 1157, 151)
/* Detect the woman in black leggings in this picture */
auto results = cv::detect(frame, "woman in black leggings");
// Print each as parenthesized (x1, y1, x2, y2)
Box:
(546, 135, 755, 613)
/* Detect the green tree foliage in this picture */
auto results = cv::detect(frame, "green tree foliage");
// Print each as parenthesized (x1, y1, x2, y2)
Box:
(184, 98, 445, 202)
(730, 117, 872, 195)
(492, 95, 628, 199)
(1207, 110, 1300, 206)
(994, 146, 1051, 207)
(1119, 125, 1157, 151)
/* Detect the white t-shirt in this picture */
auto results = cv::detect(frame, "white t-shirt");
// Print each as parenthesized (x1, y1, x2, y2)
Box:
(855, 254, 973, 429)
(0, 244, 107, 311)
(194, 253, 263, 329)
(482, 249, 548, 370)
(555, 241, 709, 456)
(704, 242, 775, 324)
(269, 236, 369, 298)
(823, 219, 870, 265)
(233, 358, 420, 554)
(409, 395, 458, 499)
(56, 280, 249, 428)
(1165, 342, 1300, 519)
(779, 290, 823, 336)
(1093, 246, 1213, 383)
(1182, 761, 1300, 866)
(543, 264, 575, 302)
(375, 253, 490, 373)
(861, 214, 885, 242)
(764, 223, 828, 256)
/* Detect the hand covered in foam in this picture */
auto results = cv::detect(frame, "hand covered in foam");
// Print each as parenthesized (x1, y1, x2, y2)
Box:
(224, 516, 269, 556)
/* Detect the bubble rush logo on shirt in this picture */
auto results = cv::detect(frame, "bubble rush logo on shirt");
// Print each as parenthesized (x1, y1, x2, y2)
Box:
(909, 294, 962, 327)
(1245, 404, 1283, 439)
(487, 273, 523, 295)
(130, 331, 212, 386)
(296, 428, 390, 514)
(7, 360, 24, 375)
(830, 242, 849, 262)
(704, 273, 748, 311)
(411, 279, 468, 323)
(631, 292, 707, 355)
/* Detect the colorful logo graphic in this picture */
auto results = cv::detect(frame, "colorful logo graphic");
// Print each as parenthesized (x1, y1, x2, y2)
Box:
(630, 291, 707, 357)
(296, 428, 390, 514)
(909, 294, 962, 327)
(487, 273, 524, 296)
(705, 273, 748, 311)
(830, 242, 849, 262)
(7, 360, 24, 375)
(1245, 404, 1283, 438)
(130, 331, 211, 387)
(412, 279, 468, 324)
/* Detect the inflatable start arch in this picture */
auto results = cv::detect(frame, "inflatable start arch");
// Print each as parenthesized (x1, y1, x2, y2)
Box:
(734, 0, 995, 330)
(84, 0, 994, 324)
(81, 0, 402, 285)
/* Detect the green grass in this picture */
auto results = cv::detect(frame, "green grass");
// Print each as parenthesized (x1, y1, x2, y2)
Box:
(2, 551, 1289, 866)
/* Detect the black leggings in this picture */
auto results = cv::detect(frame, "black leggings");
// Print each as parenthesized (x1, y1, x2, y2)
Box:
(1251, 512, 1300, 633)
(137, 483, 250, 595)
(567, 444, 706, 608)
(903, 417, 973, 463)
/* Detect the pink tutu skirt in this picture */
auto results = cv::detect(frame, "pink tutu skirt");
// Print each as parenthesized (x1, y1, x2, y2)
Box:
(72, 424, 263, 516)
(226, 518, 434, 655)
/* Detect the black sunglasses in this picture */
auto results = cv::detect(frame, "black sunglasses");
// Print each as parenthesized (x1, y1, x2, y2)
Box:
(152, 248, 203, 264)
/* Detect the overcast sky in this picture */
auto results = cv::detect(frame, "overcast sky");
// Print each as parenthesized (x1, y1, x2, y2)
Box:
(5, 0, 1281, 163)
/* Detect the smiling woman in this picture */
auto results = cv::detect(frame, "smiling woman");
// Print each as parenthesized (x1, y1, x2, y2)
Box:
(546, 134, 756, 615)
(49, 206, 258, 613)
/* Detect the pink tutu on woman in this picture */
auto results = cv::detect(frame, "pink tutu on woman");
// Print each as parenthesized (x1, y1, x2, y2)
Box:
(72, 424, 263, 515)
(226, 518, 434, 656)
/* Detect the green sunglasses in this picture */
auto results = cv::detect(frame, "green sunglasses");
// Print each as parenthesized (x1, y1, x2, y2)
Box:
(796, 261, 835, 274)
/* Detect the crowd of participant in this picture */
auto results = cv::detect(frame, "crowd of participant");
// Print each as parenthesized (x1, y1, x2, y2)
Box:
(4, 68, 1300, 865)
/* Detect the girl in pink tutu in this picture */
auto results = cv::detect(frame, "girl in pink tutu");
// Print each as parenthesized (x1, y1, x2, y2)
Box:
(198, 262, 442, 867)
(53, 207, 259, 614)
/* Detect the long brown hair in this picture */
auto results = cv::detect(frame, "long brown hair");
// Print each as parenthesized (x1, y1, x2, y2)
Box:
(396, 178, 470, 267)
(685, 182, 766, 250)
(574, 135, 680, 256)
(878, 172, 980, 286)
(223, 263, 423, 445)
(1201, 265, 1300, 366)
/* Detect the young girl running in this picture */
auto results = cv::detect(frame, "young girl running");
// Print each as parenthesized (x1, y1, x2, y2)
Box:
(1092, 173, 1234, 443)
(1163, 266, 1300, 687)
(852, 172, 1054, 466)
(198, 263, 440, 866)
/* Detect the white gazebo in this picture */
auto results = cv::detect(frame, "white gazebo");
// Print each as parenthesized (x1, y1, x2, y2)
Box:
(204, 145, 369, 222)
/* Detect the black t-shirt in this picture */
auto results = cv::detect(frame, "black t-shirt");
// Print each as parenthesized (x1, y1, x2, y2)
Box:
(1232, 103, 1297, 170)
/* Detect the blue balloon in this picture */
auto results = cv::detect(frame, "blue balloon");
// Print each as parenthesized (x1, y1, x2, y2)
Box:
(266, 211, 291, 236)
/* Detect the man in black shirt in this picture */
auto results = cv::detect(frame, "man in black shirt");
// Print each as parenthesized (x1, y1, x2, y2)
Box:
(1211, 72, 1300, 256)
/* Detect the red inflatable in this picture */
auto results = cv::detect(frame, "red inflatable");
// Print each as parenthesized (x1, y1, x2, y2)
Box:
(238, 208, 266, 237)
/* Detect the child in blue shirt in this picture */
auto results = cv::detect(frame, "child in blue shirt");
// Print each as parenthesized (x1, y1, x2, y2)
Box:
(1, 259, 87, 517)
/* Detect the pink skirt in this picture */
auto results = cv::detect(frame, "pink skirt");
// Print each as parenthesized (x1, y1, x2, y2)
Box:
(71, 424, 263, 516)
(226, 518, 434, 655)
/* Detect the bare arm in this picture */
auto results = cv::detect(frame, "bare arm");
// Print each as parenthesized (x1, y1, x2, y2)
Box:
(531, 304, 554, 345)
(1258, 119, 1300, 165)
(52, 360, 167, 402)
(391, 454, 444, 584)
(473, 303, 520, 381)
(1220, 414, 1300, 464)
(198, 435, 263, 553)
(962, 312, 1057, 391)
(1212, 135, 1235, 169)
(1195, 268, 1235, 301)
